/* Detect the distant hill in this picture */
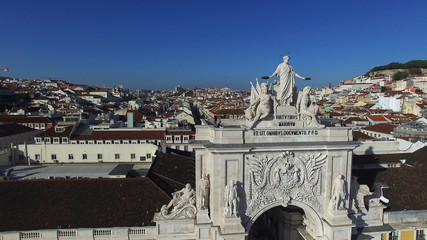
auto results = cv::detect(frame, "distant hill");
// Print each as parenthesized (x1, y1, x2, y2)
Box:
(366, 60, 427, 78)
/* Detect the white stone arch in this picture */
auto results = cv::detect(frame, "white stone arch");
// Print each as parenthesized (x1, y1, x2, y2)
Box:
(245, 199, 324, 239)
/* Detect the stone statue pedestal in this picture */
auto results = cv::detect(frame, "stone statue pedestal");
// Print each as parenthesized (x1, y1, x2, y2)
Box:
(275, 105, 297, 115)
(323, 210, 354, 240)
(196, 209, 211, 224)
(220, 216, 245, 235)
(153, 213, 197, 240)
(324, 209, 352, 226)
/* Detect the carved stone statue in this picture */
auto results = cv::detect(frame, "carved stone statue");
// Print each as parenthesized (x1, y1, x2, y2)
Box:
(296, 86, 324, 128)
(160, 183, 197, 219)
(350, 176, 361, 212)
(199, 174, 210, 210)
(224, 180, 238, 216)
(329, 175, 347, 210)
(245, 80, 275, 129)
(269, 55, 309, 106)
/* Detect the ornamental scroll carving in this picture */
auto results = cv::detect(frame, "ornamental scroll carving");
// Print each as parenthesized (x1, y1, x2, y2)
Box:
(245, 151, 326, 216)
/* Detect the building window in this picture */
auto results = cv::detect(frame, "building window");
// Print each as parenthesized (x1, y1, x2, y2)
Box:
(53, 138, 59, 144)
(166, 136, 172, 142)
(114, 140, 121, 144)
(115, 153, 120, 160)
(51, 154, 57, 160)
(82, 154, 87, 160)
(62, 137, 69, 143)
(35, 123, 40, 129)
(140, 156, 146, 161)
(44, 137, 51, 143)
(41, 123, 45, 129)
(174, 136, 181, 142)
(417, 230, 426, 240)
(147, 153, 152, 159)
(35, 137, 42, 143)
(35, 154, 40, 161)
(97, 154, 102, 160)
(389, 231, 398, 240)
(130, 153, 136, 159)
(68, 154, 74, 160)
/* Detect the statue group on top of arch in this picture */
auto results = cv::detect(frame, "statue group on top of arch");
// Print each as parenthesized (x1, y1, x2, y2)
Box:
(245, 55, 324, 129)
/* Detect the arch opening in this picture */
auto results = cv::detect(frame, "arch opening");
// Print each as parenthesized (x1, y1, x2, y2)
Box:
(248, 205, 308, 240)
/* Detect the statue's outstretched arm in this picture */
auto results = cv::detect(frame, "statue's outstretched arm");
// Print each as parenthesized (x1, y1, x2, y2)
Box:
(295, 73, 305, 80)
(269, 65, 280, 79)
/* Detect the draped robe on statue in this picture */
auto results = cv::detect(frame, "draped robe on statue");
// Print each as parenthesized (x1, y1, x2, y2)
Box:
(273, 63, 296, 105)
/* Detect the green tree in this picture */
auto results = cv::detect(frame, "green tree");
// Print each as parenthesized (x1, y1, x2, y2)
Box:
(408, 68, 422, 75)
(392, 71, 408, 80)
(381, 86, 391, 92)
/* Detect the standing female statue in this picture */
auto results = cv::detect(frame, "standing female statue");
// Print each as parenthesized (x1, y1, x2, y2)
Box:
(269, 56, 309, 106)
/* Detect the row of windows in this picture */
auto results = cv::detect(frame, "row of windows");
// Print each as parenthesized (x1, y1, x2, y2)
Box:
(35, 138, 159, 145)
(363, 131, 383, 138)
(35, 153, 152, 161)
(22, 123, 46, 129)
(165, 136, 189, 142)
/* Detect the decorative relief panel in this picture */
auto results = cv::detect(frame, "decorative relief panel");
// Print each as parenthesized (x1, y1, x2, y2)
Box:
(245, 151, 326, 216)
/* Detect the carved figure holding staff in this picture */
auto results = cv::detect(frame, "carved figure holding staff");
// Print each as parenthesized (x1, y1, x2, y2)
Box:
(269, 55, 310, 106)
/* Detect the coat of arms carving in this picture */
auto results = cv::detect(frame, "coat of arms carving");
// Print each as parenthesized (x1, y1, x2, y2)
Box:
(245, 151, 326, 216)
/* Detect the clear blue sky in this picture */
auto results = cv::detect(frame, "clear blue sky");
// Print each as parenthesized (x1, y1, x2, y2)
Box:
(1, 0, 427, 91)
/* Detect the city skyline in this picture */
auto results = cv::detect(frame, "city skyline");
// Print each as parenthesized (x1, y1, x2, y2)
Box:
(1, 0, 427, 91)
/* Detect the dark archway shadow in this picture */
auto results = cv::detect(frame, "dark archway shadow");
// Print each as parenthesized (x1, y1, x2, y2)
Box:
(247, 205, 306, 240)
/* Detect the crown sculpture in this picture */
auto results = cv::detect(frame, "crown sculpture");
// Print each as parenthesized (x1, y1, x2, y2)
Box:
(245, 56, 324, 129)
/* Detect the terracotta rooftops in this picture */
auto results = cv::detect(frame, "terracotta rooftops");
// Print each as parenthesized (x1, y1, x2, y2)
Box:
(147, 150, 195, 196)
(343, 117, 368, 124)
(362, 123, 395, 134)
(37, 125, 74, 138)
(352, 131, 376, 141)
(353, 147, 427, 211)
(210, 108, 245, 115)
(0, 123, 39, 138)
(0, 149, 196, 232)
(74, 129, 165, 141)
(0, 115, 52, 124)
(366, 115, 388, 122)
(166, 130, 195, 136)
(0, 178, 171, 232)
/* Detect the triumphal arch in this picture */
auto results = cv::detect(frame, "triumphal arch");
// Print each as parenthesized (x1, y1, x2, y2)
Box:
(153, 57, 383, 240)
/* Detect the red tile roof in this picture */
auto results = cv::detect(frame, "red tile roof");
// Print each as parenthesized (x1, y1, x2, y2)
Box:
(362, 123, 395, 134)
(352, 131, 376, 141)
(37, 125, 75, 138)
(74, 130, 165, 141)
(0, 123, 39, 137)
(0, 178, 171, 231)
(0, 115, 52, 124)
(343, 117, 368, 124)
(353, 147, 427, 211)
(366, 115, 388, 122)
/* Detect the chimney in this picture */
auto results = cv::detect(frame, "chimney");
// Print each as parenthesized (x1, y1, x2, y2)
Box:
(127, 112, 134, 128)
